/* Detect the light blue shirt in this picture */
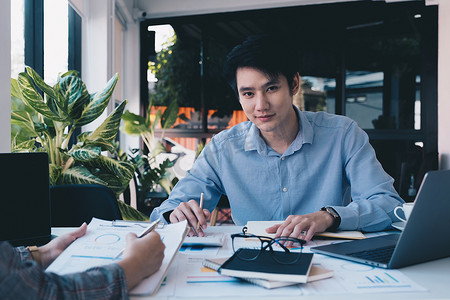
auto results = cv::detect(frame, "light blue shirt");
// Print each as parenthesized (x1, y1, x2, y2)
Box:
(151, 108, 404, 231)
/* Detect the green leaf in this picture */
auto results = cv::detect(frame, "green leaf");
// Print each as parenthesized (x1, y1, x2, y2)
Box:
(11, 111, 37, 135)
(121, 110, 149, 135)
(76, 131, 92, 143)
(59, 75, 90, 120)
(92, 173, 126, 196)
(74, 73, 119, 126)
(17, 71, 66, 122)
(26, 67, 68, 120)
(11, 78, 24, 102)
(84, 155, 135, 184)
(49, 164, 62, 185)
(84, 100, 127, 147)
(148, 140, 166, 158)
(12, 139, 37, 152)
(83, 138, 116, 153)
(58, 70, 78, 79)
(151, 110, 162, 133)
(161, 100, 179, 129)
(178, 113, 189, 122)
(117, 200, 149, 221)
(59, 165, 107, 185)
(70, 145, 102, 162)
(25, 67, 60, 105)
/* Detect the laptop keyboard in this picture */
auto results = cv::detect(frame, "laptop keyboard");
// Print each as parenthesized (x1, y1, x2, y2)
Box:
(349, 246, 395, 264)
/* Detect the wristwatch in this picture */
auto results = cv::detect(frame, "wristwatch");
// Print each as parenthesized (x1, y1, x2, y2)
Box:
(320, 206, 341, 232)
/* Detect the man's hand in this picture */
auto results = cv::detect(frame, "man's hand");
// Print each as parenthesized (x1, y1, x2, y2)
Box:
(118, 231, 165, 290)
(39, 223, 88, 268)
(169, 200, 211, 237)
(265, 211, 334, 242)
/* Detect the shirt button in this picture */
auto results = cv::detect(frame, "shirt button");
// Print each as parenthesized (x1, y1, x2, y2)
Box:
(281, 157, 285, 160)
(282, 187, 288, 192)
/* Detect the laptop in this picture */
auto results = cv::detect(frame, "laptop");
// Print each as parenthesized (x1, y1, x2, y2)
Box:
(311, 169, 450, 269)
(0, 153, 51, 246)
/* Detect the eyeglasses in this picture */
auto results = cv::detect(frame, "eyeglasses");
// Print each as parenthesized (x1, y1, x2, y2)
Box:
(231, 228, 306, 265)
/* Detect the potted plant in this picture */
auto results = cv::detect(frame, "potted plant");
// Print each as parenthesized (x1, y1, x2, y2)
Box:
(121, 100, 183, 214)
(11, 66, 147, 220)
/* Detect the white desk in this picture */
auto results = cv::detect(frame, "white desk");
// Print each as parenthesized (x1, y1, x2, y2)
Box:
(52, 226, 450, 300)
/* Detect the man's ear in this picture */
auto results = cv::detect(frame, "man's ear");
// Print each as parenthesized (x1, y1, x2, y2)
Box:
(291, 73, 301, 95)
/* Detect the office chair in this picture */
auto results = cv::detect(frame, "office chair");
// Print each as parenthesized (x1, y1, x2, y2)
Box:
(209, 194, 232, 226)
(50, 184, 122, 227)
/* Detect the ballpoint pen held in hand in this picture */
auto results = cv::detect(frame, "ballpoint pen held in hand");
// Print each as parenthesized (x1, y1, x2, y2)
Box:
(113, 218, 160, 260)
(196, 193, 204, 231)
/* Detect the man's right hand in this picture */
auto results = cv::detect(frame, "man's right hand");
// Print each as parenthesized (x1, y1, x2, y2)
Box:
(169, 200, 211, 237)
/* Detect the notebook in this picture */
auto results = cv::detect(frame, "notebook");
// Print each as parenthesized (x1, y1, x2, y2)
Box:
(203, 257, 333, 289)
(218, 249, 314, 283)
(0, 153, 51, 246)
(311, 169, 450, 269)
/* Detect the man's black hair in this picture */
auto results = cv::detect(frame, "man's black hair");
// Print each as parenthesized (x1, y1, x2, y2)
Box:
(223, 34, 299, 97)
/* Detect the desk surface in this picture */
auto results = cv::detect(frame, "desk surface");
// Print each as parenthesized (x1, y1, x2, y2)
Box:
(52, 226, 450, 300)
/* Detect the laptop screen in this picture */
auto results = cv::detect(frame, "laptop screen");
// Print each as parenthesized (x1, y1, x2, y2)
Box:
(0, 153, 51, 246)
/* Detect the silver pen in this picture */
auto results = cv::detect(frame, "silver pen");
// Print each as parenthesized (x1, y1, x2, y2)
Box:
(113, 218, 160, 260)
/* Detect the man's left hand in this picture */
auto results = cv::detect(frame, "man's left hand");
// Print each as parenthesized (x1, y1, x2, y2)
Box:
(265, 211, 334, 242)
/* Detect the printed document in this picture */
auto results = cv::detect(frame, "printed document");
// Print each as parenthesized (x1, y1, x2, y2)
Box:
(47, 218, 188, 296)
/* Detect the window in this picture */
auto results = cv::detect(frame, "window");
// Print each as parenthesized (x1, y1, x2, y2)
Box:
(11, 0, 25, 79)
(44, 0, 68, 84)
(139, 1, 438, 198)
(11, 0, 80, 80)
(12, 0, 82, 148)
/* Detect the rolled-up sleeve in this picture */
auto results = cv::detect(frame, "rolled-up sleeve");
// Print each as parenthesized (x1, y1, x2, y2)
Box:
(335, 122, 404, 231)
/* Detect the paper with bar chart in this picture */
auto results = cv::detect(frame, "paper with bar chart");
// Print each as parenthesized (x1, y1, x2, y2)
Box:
(301, 254, 427, 294)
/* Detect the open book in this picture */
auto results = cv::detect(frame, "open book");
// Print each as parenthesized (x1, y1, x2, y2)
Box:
(246, 220, 366, 240)
(203, 257, 333, 289)
(47, 218, 189, 296)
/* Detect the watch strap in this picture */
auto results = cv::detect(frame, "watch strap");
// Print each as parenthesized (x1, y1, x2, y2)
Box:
(320, 206, 341, 232)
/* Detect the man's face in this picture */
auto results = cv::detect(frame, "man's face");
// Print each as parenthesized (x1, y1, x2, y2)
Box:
(236, 67, 297, 135)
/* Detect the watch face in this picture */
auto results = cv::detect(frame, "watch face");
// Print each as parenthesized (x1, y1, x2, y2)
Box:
(327, 207, 338, 218)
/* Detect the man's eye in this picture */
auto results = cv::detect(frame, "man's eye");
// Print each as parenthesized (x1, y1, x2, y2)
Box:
(242, 92, 254, 97)
(267, 86, 279, 92)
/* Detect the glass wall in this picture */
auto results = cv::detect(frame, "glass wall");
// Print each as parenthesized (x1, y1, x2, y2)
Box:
(140, 1, 437, 199)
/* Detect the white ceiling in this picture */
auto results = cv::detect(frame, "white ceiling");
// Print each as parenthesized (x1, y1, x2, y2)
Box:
(135, 0, 362, 19)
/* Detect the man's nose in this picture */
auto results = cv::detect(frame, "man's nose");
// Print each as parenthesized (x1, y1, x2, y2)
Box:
(255, 93, 270, 111)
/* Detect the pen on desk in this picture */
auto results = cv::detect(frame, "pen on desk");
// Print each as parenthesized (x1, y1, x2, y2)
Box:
(113, 218, 160, 260)
(196, 192, 204, 231)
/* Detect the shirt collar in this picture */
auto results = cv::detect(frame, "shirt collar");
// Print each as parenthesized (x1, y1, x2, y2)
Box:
(244, 106, 314, 155)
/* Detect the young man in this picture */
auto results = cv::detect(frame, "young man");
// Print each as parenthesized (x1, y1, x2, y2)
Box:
(0, 223, 165, 299)
(150, 35, 404, 241)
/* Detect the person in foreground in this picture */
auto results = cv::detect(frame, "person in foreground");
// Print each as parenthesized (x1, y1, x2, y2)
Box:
(150, 34, 404, 241)
(0, 223, 165, 299)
